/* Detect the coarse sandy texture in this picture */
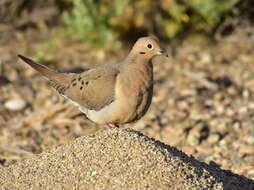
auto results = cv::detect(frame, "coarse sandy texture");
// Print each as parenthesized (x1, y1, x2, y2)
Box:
(0, 129, 253, 190)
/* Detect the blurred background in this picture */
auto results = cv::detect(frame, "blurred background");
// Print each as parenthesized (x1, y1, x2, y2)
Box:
(0, 0, 254, 179)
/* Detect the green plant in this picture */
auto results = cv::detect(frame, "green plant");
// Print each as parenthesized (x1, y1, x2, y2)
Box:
(62, 0, 130, 46)
(187, 0, 239, 28)
(62, 0, 239, 46)
(164, 0, 239, 37)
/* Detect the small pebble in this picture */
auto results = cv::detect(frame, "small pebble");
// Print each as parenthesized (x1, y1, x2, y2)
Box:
(201, 52, 212, 64)
(238, 107, 248, 115)
(4, 98, 26, 111)
(204, 99, 213, 107)
(239, 145, 254, 155)
(187, 134, 199, 146)
(248, 102, 254, 109)
(181, 146, 196, 155)
(207, 134, 220, 145)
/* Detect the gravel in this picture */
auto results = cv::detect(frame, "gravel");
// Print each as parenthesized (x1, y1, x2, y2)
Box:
(0, 129, 253, 190)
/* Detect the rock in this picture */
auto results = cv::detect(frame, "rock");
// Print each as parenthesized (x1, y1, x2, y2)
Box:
(187, 134, 200, 146)
(4, 98, 26, 111)
(207, 134, 220, 145)
(239, 145, 254, 155)
(201, 52, 212, 64)
(0, 129, 253, 190)
(238, 106, 248, 115)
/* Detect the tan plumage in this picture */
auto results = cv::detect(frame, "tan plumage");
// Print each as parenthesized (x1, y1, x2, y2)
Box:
(18, 36, 168, 128)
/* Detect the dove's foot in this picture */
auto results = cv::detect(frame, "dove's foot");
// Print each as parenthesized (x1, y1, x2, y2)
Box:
(104, 124, 119, 128)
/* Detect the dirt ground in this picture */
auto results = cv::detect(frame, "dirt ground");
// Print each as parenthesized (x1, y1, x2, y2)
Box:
(0, 20, 254, 182)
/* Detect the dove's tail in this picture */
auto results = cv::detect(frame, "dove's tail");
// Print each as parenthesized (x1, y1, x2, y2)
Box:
(18, 54, 70, 85)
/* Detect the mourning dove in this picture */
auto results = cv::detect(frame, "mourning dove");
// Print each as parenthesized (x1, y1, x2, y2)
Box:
(18, 36, 168, 128)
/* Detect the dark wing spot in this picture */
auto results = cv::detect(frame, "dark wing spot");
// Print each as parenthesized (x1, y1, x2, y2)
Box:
(80, 86, 83, 90)
(71, 78, 76, 83)
(78, 77, 82, 81)
(81, 81, 84, 85)
(86, 81, 89, 85)
(72, 83, 77, 87)
(140, 52, 146, 54)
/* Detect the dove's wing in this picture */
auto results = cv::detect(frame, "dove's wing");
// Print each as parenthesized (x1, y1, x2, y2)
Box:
(18, 55, 120, 111)
(63, 65, 120, 111)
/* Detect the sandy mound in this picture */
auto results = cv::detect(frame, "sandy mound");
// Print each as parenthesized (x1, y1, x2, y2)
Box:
(0, 129, 253, 190)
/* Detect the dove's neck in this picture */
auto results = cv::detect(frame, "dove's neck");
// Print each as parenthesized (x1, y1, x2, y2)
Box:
(121, 53, 153, 76)
(125, 52, 151, 66)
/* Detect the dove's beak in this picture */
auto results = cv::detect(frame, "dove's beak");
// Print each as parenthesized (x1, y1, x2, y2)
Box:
(158, 50, 169, 57)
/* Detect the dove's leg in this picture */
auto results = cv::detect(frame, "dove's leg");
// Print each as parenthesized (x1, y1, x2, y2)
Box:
(104, 124, 119, 128)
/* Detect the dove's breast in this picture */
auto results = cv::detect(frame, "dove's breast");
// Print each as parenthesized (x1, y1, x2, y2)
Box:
(82, 62, 153, 125)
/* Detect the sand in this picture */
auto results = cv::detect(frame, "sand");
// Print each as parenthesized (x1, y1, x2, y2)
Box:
(0, 128, 253, 190)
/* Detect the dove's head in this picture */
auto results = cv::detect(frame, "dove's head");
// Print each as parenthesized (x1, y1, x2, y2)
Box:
(130, 36, 168, 59)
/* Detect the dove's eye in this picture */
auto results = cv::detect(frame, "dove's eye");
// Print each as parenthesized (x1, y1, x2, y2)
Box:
(147, 44, 153, 49)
